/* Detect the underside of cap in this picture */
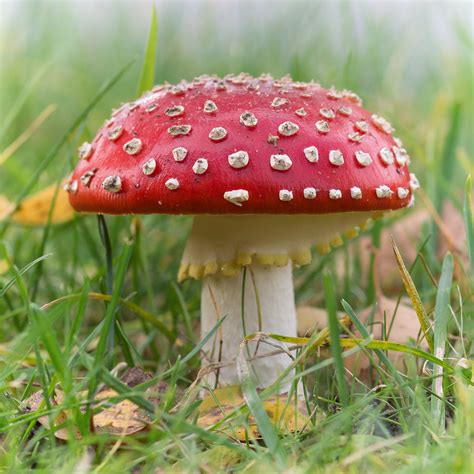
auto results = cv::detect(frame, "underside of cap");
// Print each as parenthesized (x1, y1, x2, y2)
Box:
(178, 211, 381, 281)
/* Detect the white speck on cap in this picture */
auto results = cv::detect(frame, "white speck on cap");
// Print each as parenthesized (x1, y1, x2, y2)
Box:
(409, 173, 420, 191)
(393, 146, 409, 166)
(209, 127, 227, 141)
(165, 105, 185, 117)
(224, 189, 249, 206)
(172, 147, 188, 162)
(142, 158, 157, 176)
(203, 100, 218, 113)
(278, 121, 300, 136)
(379, 147, 394, 166)
(315, 120, 330, 134)
(329, 189, 342, 200)
(168, 125, 191, 136)
(192, 158, 208, 175)
(271, 97, 289, 107)
(123, 138, 143, 155)
(303, 187, 317, 199)
(348, 132, 363, 142)
(355, 120, 369, 133)
(350, 186, 362, 199)
(304, 146, 319, 163)
(354, 150, 372, 167)
(295, 108, 307, 117)
(240, 111, 258, 127)
(397, 187, 409, 199)
(319, 108, 335, 119)
(371, 114, 394, 134)
(376, 185, 393, 198)
(145, 103, 157, 113)
(65, 180, 78, 194)
(80, 169, 97, 187)
(329, 149, 344, 166)
(279, 189, 293, 201)
(107, 126, 123, 141)
(327, 88, 343, 100)
(78, 142, 92, 160)
(228, 150, 249, 169)
(165, 178, 180, 190)
(338, 106, 352, 116)
(102, 176, 122, 193)
(270, 154, 292, 171)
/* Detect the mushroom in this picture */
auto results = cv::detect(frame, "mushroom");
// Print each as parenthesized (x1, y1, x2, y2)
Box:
(67, 73, 417, 393)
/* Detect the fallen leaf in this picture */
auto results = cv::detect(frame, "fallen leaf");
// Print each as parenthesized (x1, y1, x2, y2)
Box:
(337, 201, 468, 293)
(296, 306, 345, 336)
(197, 384, 309, 440)
(11, 182, 76, 226)
(22, 367, 167, 439)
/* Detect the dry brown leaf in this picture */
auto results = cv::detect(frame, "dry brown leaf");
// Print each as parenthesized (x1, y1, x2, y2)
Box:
(338, 201, 468, 293)
(23, 389, 77, 440)
(197, 384, 309, 440)
(22, 368, 167, 439)
(296, 306, 346, 336)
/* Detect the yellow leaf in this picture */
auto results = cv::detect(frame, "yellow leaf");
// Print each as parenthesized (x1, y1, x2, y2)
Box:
(1, 182, 76, 226)
(197, 385, 309, 440)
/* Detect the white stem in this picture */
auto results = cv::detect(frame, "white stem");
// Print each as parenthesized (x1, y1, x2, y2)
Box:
(200, 262, 296, 392)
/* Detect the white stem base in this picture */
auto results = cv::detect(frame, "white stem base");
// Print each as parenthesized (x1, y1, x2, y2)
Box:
(201, 262, 297, 392)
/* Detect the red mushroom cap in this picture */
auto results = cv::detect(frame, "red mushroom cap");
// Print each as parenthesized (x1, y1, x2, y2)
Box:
(67, 73, 416, 215)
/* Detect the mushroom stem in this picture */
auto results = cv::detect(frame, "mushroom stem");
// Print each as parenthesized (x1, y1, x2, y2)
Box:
(201, 262, 297, 392)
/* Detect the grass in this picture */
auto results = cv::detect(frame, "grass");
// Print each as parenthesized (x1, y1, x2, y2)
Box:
(0, 1, 473, 472)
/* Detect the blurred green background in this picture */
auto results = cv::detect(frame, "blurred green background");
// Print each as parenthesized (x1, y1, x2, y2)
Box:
(1, 0, 472, 197)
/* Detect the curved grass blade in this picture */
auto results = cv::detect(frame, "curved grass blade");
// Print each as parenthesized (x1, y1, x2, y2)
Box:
(136, 6, 158, 96)
(237, 339, 287, 468)
(0, 252, 52, 298)
(323, 271, 349, 407)
(42, 291, 174, 342)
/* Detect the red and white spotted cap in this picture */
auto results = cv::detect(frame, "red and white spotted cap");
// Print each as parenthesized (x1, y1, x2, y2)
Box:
(67, 73, 418, 215)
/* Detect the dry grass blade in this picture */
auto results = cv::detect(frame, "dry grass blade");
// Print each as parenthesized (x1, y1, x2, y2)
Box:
(391, 236, 434, 353)
(0, 104, 57, 165)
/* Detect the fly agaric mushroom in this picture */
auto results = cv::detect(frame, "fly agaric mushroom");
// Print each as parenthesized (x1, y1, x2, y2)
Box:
(67, 73, 418, 392)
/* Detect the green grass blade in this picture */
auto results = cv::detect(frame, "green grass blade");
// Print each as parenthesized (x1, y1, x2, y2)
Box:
(65, 279, 90, 356)
(0, 253, 52, 298)
(88, 240, 133, 396)
(237, 340, 287, 468)
(464, 175, 473, 270)
(437, 103, 462, 211)
(431, 253, 454, 431)
(136, 6, 158, 96)
(341, 299, 412, 393)
(323, 271, 349, 407)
